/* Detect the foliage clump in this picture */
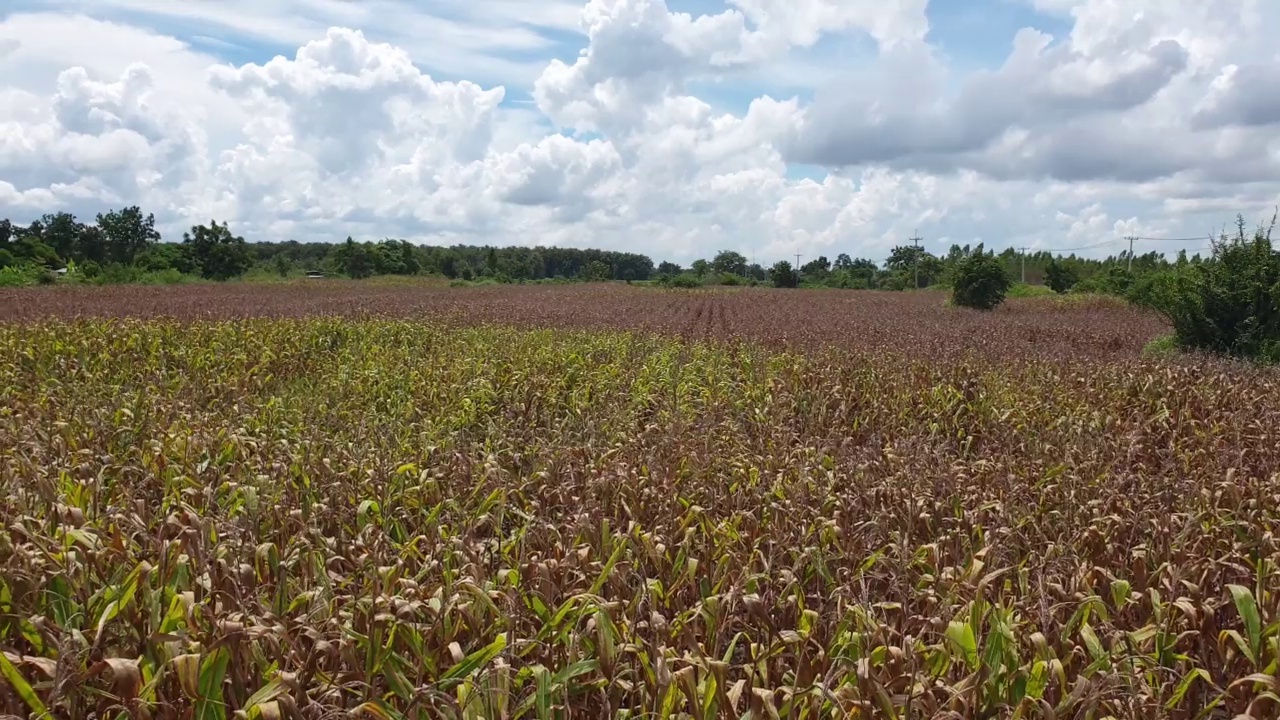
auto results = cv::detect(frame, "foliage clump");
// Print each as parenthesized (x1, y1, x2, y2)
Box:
(1045, 258, 1078, 294)
(1144, 215, 1280, 362)
(951, 247, 1012, 310)
(770, 260, 798, 288)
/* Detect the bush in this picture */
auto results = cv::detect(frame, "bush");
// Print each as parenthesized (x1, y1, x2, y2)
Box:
(580, 260, 613, 283)
(1007, 283, 1055, 298)
(0, 248, 15, 269)
(1045, 259, 1078, 294)
(770, 261, 798, 289)
(1146, 216, 1280, 362)
(75, 260, 103, 280)
(137, 268, 188, 285)
(0, 264, 44, 287)
(667, 273, 702, 289)
(877, 274, 906, 291)
(99, 263, 144, 284)
(951, 250, 1012, 310)
(1142, 334, 1179, 359)
(1073, 267, 1134, 296)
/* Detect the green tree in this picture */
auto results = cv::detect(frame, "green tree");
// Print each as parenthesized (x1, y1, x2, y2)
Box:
(691, 259, 710, 277)
(337, 237, 373, 279)
(440, 253, 460, 279)
(12, 232, 62, 268)
(581, 260, 612, 282)
(274, 253, 291, 278)
(41, 212, 82, 263)
(1148, 216, 1280, 361)
(76, 225, 108, 264)
(801, 256, 832, 282)
(184, 220, 252, 280)
(886, 244, 943, 288)
(97, 207, 161, 264)
(952, 249, 1012, 310)
(399, 241, 421, 275)
(1045, 258, 1078, 294)
(135, 243, 198, 274)
(770, 260, 798, 288)
(712, 250, 748, 276)
(657, 261, 682, 276)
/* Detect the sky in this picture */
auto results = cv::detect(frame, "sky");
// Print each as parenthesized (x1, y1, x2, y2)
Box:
(1, 0, 1278, 265)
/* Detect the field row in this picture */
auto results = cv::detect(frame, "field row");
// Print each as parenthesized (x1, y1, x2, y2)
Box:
(0, 282, 1169, 362)
(2, 319, 1278, 717)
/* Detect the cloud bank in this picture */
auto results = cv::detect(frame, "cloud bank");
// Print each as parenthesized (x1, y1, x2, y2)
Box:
(1, 0, 1278, 262)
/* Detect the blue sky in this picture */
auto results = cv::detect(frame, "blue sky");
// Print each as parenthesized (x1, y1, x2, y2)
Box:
(0, 0, 1277, 263)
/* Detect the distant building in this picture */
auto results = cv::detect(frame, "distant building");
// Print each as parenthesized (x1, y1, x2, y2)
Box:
(306, 270, 325, 279)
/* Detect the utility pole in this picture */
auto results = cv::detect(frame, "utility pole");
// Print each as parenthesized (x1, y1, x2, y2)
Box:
(1020, 247, 1028, 285)
(794, 253, 802, 284)
(911, 233, 922, 289)
(1126, 236, 1136, 272)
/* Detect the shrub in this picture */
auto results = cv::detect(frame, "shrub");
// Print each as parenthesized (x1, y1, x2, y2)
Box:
(770, 260, 798, 289)
(1147, 216, 1280, 362)
(75, 260, 103, 280)
(137, 268, 188, 285)
(0, 263, 43, 287)
(951, 250, 1012, 310)
(668, 273, 702, 289)
(580, 260, 613, 283)
(3, 263, 59, 286)
(99, 263, 144, 285)
(879, 275, 907, 292)
(1142, 334, 1179, 359)
(1073, 267, 1134, 296)
(1007, 283, 1055, 298)
(1045, 259, 1078, 294)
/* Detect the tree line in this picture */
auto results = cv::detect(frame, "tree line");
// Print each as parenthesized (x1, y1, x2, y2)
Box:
(0, 209, 655, 285)
(659, 243, 1210, 293)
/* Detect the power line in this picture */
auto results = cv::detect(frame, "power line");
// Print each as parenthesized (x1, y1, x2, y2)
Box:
(1133, 235, 1212, 243)
(1034, 239, 1122, 254)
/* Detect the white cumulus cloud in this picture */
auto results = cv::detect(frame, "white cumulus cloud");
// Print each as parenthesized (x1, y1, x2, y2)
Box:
(0, 0, 1278, 264)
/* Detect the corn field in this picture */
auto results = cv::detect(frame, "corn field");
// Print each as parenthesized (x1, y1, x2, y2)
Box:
(1, 285, 1278, 719)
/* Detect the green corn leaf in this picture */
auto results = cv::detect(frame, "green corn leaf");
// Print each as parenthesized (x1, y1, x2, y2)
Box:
(1024, 660, 1048, 700)
(195, 647, 230, 720)
(552, 658, 599, 686)
(242, 677, 287, 710)
(1110, 579, 1131, 610)
(536, 665, 553, 720)
(1166, 667, 1211, 709)
(0, 652, 50, 719)
(946, 621, 979, 670)
(1079, 624, 1106, 661)
(589, 540, 628, 596)
(440, 634, 507, 689)
(1227, 584, 1262, 660)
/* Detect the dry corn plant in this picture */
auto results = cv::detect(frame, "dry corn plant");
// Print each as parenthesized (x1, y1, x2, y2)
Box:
(0, 290, 1277, 719)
